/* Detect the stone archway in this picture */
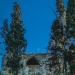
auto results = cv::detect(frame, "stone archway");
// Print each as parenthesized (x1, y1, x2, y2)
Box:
(26, 57, 39, 65)
(26, 57, 40, 75)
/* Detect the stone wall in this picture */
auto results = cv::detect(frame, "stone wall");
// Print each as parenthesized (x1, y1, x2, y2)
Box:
(2, 53, 70, 75)
(19, 53, 51, 75)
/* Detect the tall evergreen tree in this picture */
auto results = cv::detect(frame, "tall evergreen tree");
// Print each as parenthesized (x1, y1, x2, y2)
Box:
(6, 2, 27, 54)
(1, 2, 27, 75)
(47, 0, 67, 74)
(47, 19, 64, 74)
(66, 0, 75, 74)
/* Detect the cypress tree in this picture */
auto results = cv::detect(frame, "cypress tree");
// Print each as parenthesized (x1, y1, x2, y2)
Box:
(47, 0, 67, 74)
(66, 0, 75, 74)
(1, 2, 27, 75)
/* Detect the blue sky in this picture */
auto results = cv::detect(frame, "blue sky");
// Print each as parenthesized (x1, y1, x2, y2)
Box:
(0, 0, 68, 70)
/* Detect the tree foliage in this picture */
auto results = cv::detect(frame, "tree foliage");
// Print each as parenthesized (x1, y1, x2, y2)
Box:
(48, 0, 75, 74)
(47, 19, 64, 69)
(66, 0, 75, 74)
(0, 2, 27, 75)
(47, 0, 67, 74)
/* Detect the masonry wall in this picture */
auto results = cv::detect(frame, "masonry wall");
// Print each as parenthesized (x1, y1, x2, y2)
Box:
(2, 53, 67, 75)
(19, 53, 51, 75)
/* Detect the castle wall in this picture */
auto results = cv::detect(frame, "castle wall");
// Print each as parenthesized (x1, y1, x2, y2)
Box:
(19, 53, 51, 75)
(2, 53, 68, 75)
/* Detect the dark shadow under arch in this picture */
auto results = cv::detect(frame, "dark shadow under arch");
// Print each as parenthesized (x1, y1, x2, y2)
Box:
(26, 57, 39, 65)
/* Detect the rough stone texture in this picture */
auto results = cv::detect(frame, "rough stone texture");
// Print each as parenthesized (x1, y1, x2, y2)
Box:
(19, 53, 51, 75)
(2, 53, 70, 75)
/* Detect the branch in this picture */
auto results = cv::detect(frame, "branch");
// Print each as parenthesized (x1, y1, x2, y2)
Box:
(47, 5, 58, 19)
